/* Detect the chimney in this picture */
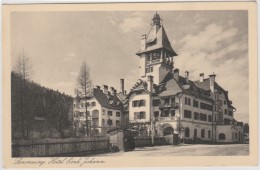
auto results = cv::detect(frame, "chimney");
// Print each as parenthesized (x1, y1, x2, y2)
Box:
(95, 85, 100, 90)
(209, 73, 216, 93)
(110, 87, 115, 95)
(141, 34, 147, 51)
(113, 89, 117, 96)
(185, 71, 189, 84)
(120, 79, 125, 95)
(102, 85, 108, 94)
(173, 68, 179, 81)
(147, 75, 153, 93)
(199, 73, 204, 82)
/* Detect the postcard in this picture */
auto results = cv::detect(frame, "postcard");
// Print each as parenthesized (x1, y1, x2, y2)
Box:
(2, 1, 258, 168)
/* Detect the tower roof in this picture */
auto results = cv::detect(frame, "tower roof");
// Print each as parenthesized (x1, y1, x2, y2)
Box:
(136, 25, 177, 56)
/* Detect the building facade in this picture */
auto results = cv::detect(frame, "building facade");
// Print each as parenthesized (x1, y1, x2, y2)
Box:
(73, 84, 126, 136)
(127, 13, 244, 144)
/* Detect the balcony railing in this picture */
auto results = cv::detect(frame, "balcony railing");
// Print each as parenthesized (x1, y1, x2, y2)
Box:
(157, 116, 175, 122)
(159, 103, 179, 109)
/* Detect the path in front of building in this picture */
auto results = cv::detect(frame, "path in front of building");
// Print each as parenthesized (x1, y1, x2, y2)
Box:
(95, 144, 249, 157)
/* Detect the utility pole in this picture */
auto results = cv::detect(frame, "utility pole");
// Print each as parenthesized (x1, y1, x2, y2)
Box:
(148, 75, 154, 145)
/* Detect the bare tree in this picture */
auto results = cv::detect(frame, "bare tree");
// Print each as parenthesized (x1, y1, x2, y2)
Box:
(13, 50, 32, 139)
(75, 62, 92, 137)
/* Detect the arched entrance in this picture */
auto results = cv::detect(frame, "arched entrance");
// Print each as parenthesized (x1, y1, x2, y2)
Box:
(163, 126, 174, 136)
(219, 133, 225, 140)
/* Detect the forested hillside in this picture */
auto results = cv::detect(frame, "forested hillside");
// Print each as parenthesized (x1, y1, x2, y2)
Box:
(11, 71, 74, 139)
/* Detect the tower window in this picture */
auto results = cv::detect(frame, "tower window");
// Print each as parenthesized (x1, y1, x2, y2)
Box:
(150, 67, 153, 72)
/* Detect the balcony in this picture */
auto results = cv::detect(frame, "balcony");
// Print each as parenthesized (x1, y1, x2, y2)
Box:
(159, 103, 179, 109)
(157, 116, 175, 122)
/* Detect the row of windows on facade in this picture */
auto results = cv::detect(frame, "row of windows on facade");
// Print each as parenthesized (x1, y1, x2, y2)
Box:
(185, 97, 213, 111)
(133, 98, 178, 108)
(184, 128, 211, 139)
(74, 111, 121, 117)
(101, 119, 120, 126)
(184, 110, 212, 122)
(185, 97, 233, 116)
(132, 100, 146, 107)
(186, 130, 240, 140)
(74, 101, 97, 108)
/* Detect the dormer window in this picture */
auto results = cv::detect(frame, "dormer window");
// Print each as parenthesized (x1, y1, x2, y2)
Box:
(146, 38, 157, 47)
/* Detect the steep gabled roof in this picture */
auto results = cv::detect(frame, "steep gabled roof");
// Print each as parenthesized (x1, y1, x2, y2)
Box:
(193, 78, 235, 109)
(136, 25, 177, 56)
(80, 88, 123, 110)
(127, 79, 149, 99)
(157, 73, 213, 101)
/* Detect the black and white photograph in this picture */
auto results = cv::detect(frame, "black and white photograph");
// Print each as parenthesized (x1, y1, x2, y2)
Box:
(2, 1, 258, 168)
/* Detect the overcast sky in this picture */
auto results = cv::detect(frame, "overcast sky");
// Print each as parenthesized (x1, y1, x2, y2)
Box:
(11, 11, 248, 123)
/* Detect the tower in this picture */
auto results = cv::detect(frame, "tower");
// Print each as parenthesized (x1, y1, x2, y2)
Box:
(136, 12, 177, 85)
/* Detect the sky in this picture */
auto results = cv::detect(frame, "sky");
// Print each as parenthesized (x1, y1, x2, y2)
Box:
(11, 11, 248, 123)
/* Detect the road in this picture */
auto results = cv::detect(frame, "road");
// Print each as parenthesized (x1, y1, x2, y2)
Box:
(96, 144, 249, 156)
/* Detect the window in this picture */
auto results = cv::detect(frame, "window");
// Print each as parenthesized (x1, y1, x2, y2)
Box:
(214, 105, 217, 111)
(171, 110, 175, 117)
(185, 97, 191, 105)
(153, 99, 160, 106)
(224, 100, 227, 105)
(201, 129, 205, 138)
(132, 100, 146, 107)
(161, 110, 169, 117)
(193, 100, 199, 108)
(80, 112, 85, 117)
(146, 67, 149, 73)
(132, 100, 139, 107)
(87, 102, 90, 107)
(102, 119, 105, 126)
(200, 102, 213, 111)
(200, 113, 207, 121)
(194, 112, 199, 120)
(108, 110, 113, 116)
(80, 103, 84, 108)
(208, 115, 212, 122)
(219, 133, 225, 140)
(184, 110, 192, 119)
(92, 102, 96, 106)
(154, 111, 159, 117)
(224, 109, 227, 115)
(73, 104, 76, 108)
(185, 128, 190, 138)
(208, 130, 211, 138)
(102, 109, 105, 115)
(139, 100, 146, 107)
(235, 133, 237, 139)
(116, 112, 121, 117)
(228, 111, 233, 116)
(107, 119, 112, 126)
(134, 112, 146, 119)
(171, 97, 175, 104)
(116, 120, 120, 126)
(164, 98, 170, 105)
(150, 67, 153, 72)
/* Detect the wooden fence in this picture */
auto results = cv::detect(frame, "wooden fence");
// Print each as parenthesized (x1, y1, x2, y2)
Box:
(12, 136, 110, 157)
(134, 136, 168, 147)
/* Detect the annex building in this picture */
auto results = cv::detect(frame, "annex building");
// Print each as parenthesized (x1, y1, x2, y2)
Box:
(127, 12, 244, 143)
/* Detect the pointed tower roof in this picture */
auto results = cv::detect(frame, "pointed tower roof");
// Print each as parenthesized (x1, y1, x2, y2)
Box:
(136, 13, 177, 56)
